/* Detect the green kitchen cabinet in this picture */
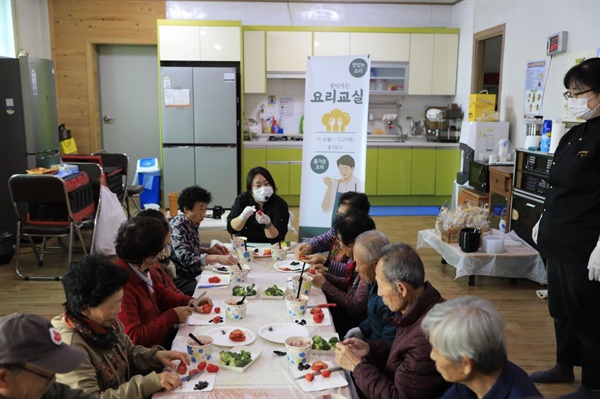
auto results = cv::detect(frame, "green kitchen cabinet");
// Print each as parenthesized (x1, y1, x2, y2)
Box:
(365, 148, 378, 195)
(242, 148, 267, 190)
(266, 148, 302, 196)
(435, 148, 460, 196)
(377, 148, 412, 195)
(411, 148, 436, 195)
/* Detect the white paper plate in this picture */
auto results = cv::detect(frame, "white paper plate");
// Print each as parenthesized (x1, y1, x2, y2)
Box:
(257, 323, 310, 344)
(261, 285, 286, 300)
(289, 361, 348, 392)
(311, 332, 340, 354)
(216, 349, 261, 373)
(212, 266, 230, 274)
(251, 247, 272, 258)
(274, 260, 310, 273)
(231, 285, 258, 300)
(205, 326, 256, 347)
(291, 308, 333, 327)
(197, 273, 231, 287)
(177, 370, 216, 392)
(187, 301, 226, 326)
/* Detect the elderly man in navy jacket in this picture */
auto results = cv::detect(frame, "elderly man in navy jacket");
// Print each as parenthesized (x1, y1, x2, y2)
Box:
(335, 242, 448, 399)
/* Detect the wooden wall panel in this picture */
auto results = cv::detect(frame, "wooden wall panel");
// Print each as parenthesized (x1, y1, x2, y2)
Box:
(49, 0, 165, 154)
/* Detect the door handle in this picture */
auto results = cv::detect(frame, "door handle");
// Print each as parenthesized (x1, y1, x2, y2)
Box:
(103, 115, 114, 123)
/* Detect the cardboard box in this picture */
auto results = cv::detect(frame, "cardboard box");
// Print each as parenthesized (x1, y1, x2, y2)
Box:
(468, 94, 496, 121)
(441, 226, 461, 244)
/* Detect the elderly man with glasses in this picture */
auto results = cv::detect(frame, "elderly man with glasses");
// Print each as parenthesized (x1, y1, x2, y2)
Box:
(0, 312, 93, 399)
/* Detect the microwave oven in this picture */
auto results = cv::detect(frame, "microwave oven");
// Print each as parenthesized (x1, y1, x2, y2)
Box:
(469, 160, 490, 192)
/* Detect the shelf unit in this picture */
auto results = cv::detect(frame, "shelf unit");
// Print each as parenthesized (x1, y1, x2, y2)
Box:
(370, 63, 408, 95)
(488, 166, 514, 232)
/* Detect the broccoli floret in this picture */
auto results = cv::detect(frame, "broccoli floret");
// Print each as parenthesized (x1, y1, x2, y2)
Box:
(219, 351, 234, 364)
(220, 350, 252, 367)
(264, 285, 284, 296)
(311, 335, 331, 351)
(232, 286, 246, 296)
(246, 286, 257, 296)
(328, 337, 340, 346)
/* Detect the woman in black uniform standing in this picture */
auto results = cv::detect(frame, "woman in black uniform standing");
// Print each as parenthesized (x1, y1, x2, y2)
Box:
(532, 58, 600, 399)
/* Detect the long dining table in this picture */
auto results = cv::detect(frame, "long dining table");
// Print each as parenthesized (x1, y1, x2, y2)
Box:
(154, 242, 355, 399)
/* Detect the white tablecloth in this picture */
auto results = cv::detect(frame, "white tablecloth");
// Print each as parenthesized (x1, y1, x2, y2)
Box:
(154, 250, 354, 399)
(417, 229, 547, 284)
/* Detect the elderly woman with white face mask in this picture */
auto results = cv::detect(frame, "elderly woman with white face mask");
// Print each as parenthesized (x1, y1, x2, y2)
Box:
(530, 57, 600, 399)
(227, 166, 289, 243)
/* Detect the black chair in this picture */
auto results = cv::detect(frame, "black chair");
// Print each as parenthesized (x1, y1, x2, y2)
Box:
(8, 174, 95, 280)
(92, 151, 144, 218)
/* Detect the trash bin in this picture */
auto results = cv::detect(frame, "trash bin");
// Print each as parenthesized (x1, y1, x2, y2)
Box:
(135, 158, 161, 209)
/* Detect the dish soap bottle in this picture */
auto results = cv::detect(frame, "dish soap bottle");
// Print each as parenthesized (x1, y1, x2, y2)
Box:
(271, 116, 279, 134)
(299, 115, 304, 134)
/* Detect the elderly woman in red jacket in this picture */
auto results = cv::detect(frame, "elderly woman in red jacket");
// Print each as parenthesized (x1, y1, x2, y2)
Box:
(335, 243, 448, 399)
(115, 217, 212, 348)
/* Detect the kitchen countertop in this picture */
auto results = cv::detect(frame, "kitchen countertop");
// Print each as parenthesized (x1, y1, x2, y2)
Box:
(244, 137, 459, 148)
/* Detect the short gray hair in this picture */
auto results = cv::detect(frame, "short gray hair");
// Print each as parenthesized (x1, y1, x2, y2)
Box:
(421, 296, 507, 374)
(355, 230, 390, 265)
(379, 243, 424, 289)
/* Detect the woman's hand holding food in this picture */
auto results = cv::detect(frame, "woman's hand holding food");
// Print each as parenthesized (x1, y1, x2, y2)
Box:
(295, 243, 313, 260)
(207, 243, 229, 255)
(587, 241, 600, 281)
(311, 270, 327, 288)
(188, 296, 213, 312)
(240, 205, 256, 221)
(155, 350, 190, 369)
(173, 306, 193, 323)
(301, 253, 327, 265)
(157, 371, 183, 391)
(335, 339, 369, 372)
(255, 210, 271, 226)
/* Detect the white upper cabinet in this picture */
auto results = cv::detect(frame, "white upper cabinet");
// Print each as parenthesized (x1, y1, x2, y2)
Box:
(408, 34, 434, 95)
(159, 25, 201, 61)
(199, 27, 241, 61)
(432, 34, 459, 95)
(267, 31, 312, 72)
(158, 25, 240, 62)
(244, 31, 266, 93)
(409, 33, 458, 95)
(313, 32, 350, 56)
(350, 33, 410, 62)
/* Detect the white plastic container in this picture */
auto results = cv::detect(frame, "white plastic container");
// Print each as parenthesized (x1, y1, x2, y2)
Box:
(482, 235, 505, 254)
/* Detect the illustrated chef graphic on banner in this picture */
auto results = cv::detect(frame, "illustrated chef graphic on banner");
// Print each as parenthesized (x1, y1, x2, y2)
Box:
(299, 55, 370, 240)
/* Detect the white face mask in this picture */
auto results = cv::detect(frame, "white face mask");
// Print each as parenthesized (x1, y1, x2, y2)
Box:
(568, 94, 600, 120)
(252, 186, 273, 202)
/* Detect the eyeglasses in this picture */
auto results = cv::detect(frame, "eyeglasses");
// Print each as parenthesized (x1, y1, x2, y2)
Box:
(563, 89, 594, 100)
(21, 364, 55, 383)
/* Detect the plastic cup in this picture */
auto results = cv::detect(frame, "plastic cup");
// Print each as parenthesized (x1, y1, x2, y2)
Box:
(185, 335, 213, 365)
(229, 264, 250, 283)
(291, 275, 313, 297)
(224, 298, 248, 321)
(231, 236, 247, 251)
(271, 248, 287, 262)
(285, 294, 309, 318)
(237, 249, 254, 263)
(284, 336, 312, 365)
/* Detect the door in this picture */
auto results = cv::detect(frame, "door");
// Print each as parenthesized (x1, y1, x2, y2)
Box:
(161, 67, 194, 144)
(195, 146, 237, 206)
(163, 147, 195, 205)
(98, 45, 160, 179)
(511, 190, 544, 250)
(193, 66, 238, 144)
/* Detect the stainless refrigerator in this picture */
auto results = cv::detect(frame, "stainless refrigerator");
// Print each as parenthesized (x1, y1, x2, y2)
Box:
(0, 56, 60, 235)
(161, 63, 240, 207)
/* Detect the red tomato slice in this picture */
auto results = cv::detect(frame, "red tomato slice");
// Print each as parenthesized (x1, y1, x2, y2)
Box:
(176, 362, 187, 374)
(206, 364, 219, 373)
(197, 361, 207, 371)
(321, 369, 332, 378)
(305, 373, 314, 382)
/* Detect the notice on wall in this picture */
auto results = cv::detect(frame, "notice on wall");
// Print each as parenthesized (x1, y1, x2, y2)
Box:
(164, 89, 190, 108)
(523, 60, 546, 118)
(298, 55, 370, 240)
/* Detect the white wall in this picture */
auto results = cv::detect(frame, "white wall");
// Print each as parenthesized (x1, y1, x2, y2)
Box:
(13, 0, 52, 59)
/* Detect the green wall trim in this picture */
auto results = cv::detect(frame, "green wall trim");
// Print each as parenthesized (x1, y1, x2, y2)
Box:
(243, 26, 459, 34)
(158, 19, 242, 27)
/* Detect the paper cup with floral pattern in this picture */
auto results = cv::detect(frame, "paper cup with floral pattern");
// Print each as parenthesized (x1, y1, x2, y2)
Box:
(291, 275, 313, 297)
(285, 294, 309, 318)
(185, 335, 213, 364)
(237, 249, 254, 263)
(225, 298, 248, 321)
(231, 236, 247, 251)
(271, 248, 287, 262)
(229, 264, 250, 283)
(284, 336, 313, 366)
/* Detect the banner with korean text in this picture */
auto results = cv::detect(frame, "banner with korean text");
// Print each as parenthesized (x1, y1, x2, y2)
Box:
(298, 55, 370, 241)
